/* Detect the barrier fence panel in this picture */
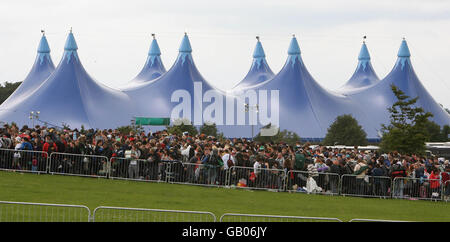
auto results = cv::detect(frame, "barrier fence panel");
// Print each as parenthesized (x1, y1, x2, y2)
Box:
(228, 166, 286, 191)
(49, 152, 109, 178)
(92, 206, 216, 222)
(349, 218, 413, 222)
(340, 175, 392, 198)
(166, 161, 229, 187)
(109, 157, 168, 182)
(0, 148, 48, 174)
(286, 170, 340, 195)
(392, 177, 443, 201)
(444, 181, 450, 202)
(0, 201, 91, 222)
(220, 213, 342, 222)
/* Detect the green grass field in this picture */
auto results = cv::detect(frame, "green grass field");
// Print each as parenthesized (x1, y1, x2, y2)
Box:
(0, 171, 449, 221)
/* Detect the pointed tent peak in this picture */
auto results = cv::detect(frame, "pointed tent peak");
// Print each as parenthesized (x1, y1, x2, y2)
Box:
(64, 29, 78, 51)
(397, 38, 411, 58)
(288, 34, 301, 55)
(358, 42, 370, 60)
(37, 31, 50, 53)
(253, 36, 266, 58)
(179, 33, 192, 53)
(148, 34, 161, 56)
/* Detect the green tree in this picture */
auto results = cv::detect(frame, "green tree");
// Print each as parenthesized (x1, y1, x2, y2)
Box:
(166, 123, 198, 136)
(323, 114, 368, 146)
(380, 84, 433, 155)
(424, 120, 444, 142)
(254, 124, 301, 146)
(116, 125, 144, 135)
(442, 125, 450, 141)
(199, 123, 218, 137)
(0, 81, 21, 104)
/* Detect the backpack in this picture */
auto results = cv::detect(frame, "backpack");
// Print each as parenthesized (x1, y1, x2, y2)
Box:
(226, 154, 234, 168)
(390, 164, 405, 178)
(294, 153, 305, 171)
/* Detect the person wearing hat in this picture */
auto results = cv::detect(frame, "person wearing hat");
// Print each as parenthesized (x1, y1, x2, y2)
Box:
(353, 158, 369, 195)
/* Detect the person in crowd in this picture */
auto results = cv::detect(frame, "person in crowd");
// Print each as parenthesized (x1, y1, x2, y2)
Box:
(201, 148, 223, 185)
(2, 123, 450, 202)
(222, 149, 235, 170)
(353, 158, 369, 195)
(371, 163, 387, 196)
(442, 165, 450, 201)
(42, 135, 57, 158)
(390, 159, 407, 198)
(428, 168, 441, 199)
(127, 144, 140, 179)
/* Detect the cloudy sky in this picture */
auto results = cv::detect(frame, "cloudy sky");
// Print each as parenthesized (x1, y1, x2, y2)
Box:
(1, 0, 450, 108)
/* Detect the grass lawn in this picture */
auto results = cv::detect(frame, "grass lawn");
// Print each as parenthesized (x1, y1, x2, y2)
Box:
(0, 171, 449, 221)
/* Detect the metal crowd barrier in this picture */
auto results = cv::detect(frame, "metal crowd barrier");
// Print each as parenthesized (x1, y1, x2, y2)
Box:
(340, 175, 392, 198)
(0, 200, 440, 222)
(228, 166, 287, 192)
(92, 206, 217, 222)
(286, 170, 340, 195)
(219, 213, 342, 222)
(0, 201, 91, 222)
(444, 181, 450, 202)
(48, 152, 109, 178)
(109, 157, 168, 182)
(48, 152, 109, 177)
(0, 148, 48, 174)
(349, 218, 413, 222)
(166, 161, 229, 187)
(3, 149, 450, 204)
(392, 177, 443, 201)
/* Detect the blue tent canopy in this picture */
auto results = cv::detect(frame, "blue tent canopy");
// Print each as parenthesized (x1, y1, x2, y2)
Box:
(338, 41, 379, 94)
(225, 35, 374, 138)
(1, 32, 447, 139)
(0, 33, 55, 109)
(348, 39, 450, 135)
(232, 37, 274, 90)
(124, 33, 225, 128)
(0, 31, 137, 129)
(121, 34, 166, 90)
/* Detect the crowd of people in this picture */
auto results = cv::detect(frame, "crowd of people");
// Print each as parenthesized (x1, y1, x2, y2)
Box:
(1, 123, 449, 201)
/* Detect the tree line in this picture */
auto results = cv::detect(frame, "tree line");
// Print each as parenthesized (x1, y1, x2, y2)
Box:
(0, 81, 21, 104)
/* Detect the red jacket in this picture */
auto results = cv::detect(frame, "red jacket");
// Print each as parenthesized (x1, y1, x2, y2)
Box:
(429, 172, 440, 189)
(42, 142, 58, 158)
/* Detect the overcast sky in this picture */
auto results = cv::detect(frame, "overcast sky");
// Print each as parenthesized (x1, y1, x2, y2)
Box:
(1, 0, 450, 108)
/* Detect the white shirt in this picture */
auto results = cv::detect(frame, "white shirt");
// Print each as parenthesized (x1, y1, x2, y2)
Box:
(222, 153, 235, 169)
(129, 149, 140, 165)
(181, 145, 191, 158)
(14, 143, 22, 158)
(253, 161, 261, 174)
